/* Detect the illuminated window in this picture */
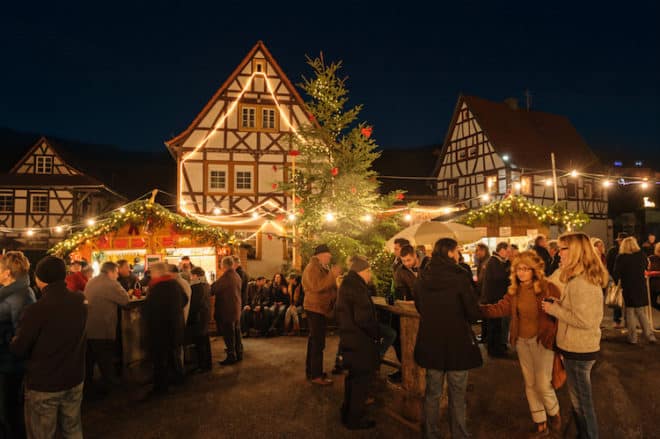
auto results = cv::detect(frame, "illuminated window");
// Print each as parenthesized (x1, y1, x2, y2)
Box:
(262, 108, 276, 129)
(485, 175, 497, 192)
(236, 171, 252, 190)
(520, 176, 532, 195)
(241, 107, 256, 129)
(30, 194, 48, 213)
(209, 170, 226, 190)
(35, 156, 53, 174)
(0, 194, 13, 213)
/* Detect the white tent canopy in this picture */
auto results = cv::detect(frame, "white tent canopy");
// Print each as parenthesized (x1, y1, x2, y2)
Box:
(385, 221, 483, 252)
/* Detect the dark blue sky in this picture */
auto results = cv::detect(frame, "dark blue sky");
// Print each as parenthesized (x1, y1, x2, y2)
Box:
(1, 1, 658, 161)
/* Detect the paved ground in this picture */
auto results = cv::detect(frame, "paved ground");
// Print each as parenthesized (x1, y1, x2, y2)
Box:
(82, 311, 660, 439)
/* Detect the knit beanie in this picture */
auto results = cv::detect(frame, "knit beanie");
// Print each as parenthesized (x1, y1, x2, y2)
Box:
(313, 244, 331, 256)
(349, 255, 370, 273)
(35, 256, 67, 284)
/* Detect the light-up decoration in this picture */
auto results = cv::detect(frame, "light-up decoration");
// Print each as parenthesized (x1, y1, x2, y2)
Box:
(602, 180, 611, 188)
(119, 207, 127, 213)
(513, 182, 522, 191)
(287, 213, 297, 222)
(325, 212, 335, 222)
(251, 211, 260, 219)
(213, 207, 222, 215)
(481, 193, 490, 202)
(54, 226, 63, 234)
(86, 218, 96, 226)
(26, 229, 35, 237)
(361, 214, 373, 223)
(570, 170, 579, 178)
(404, 213, 412, 222)
(641, 182, 649, 190)
(178, 70, 304, 225)
(643, 197, 656, 208)
(545, 179, 553, 187)
(502, 154, 510, 162)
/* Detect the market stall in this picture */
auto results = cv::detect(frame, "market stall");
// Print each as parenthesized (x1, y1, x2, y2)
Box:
(49, 199, 232, 379)
(457, 195, 590, 262)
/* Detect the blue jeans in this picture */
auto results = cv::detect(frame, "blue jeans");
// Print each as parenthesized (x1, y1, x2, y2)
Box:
(24, 382, 84, 439)
(564, 358, 598, 439)
(424, 369, 470, 439)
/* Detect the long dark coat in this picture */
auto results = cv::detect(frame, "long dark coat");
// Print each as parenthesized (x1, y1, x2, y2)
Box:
(235, 266, 249, 308)
(413, 257, 482, 371)
(212, 269, 242, 324)
(336, 271, 380, 371)
(187, 281, 211, 336)
(481, 254, 511, 304)
(614, 251, 649, 307)
(143, 277, 187, 350)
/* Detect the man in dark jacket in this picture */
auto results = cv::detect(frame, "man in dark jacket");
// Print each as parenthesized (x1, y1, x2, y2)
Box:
(212, 256, 243, 365)
(11, 255, 88, 439)
(233, 256, 249, 308)
(240, 277, 266, 336)
(116, 259, 139, 292)
(413, 238, 482, 439)
(532, 235, 553, 276)
(337, 256, 379, 430)
(188, 267, 212, 371)
(142, 262, 187, 395)
(481, 241, 511, 358)
(606, 232, 629, 327)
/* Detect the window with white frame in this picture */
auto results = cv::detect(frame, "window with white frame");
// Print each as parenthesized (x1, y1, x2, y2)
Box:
(209, 170, 226, 190)
(30, 194, 49, 213)
(0, 194, 13, 213)
(236, 171, 252, 190)
(262, 108, 276, 129)
(241, 107, 256, 129)
(35, 156, 53, 174)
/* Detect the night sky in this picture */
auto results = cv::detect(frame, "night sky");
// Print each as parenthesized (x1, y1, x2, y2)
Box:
(1, 2, 658, 163)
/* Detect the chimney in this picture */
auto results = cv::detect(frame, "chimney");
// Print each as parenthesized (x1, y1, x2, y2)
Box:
(504, 97, 519, 110)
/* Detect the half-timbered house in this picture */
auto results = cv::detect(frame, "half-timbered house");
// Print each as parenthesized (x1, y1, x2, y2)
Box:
(0, 136, 125, 252)
(433, 95, 609, 239)
(165, 41, 309, 276)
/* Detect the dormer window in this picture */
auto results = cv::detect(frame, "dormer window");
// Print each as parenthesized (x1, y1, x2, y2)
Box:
(35, 156, 53, 174)
(253, 59, 266, 74)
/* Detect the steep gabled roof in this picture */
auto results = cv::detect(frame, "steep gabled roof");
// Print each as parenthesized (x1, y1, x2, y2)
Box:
(164, 40, 308, 154)
(438, 95, 602, 173)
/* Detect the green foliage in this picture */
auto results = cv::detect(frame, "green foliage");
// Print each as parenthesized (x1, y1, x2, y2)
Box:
(284, 54, 402, 295)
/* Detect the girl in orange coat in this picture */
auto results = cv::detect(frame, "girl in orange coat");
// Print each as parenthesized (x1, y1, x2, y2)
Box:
(481, 250, 561, 437)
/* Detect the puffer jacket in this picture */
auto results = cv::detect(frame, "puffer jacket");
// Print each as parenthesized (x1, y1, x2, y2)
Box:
(0, 278, 36, 373)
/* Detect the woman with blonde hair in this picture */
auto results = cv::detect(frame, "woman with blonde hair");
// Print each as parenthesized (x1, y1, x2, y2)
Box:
(542, 232, 609, 439)
(0, 251, 36, 437)
(613, 237, 656, 344)
(481, 251, 561, 437)
(590, 237, 607, 267)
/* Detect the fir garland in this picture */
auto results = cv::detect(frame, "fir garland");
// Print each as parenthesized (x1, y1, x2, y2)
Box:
(458, 195, 590, 230)
(49, 201, 232, 257)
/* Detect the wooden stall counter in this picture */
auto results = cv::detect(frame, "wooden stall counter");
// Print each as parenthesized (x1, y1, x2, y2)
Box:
(120, 297, 150, 383)
(373, 297, 425, 429)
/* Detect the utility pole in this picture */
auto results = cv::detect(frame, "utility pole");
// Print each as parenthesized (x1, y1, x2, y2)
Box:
(551, 153, 559, 204)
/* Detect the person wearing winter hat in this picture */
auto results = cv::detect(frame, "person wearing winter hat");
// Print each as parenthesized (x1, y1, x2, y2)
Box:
(11, 255, 88, 439)
(302, 244, 341, 385)
(336, 256, 379, 429)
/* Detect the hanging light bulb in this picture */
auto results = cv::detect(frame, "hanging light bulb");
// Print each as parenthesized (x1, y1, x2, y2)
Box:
(570, 170, 579, 178)
(481, 193, 490, 202)
(287, 213, 296, 222)
(86, 218, 96, 226)
(119, 207, 127, 213)
(362, 214, 373, 223)
(442, 207, 452, 215)
(251, 211, 260, 219)
(502, 154, 510, 162)
(26, 229, 35, 237)
(602, 180, 611, 188)
(545, 178, 553, 187)
(213, 207, 222, 215)
(324, 212, 335, 222)
(513, 182, 522, 191)
(404, 213, 413, 222)
(641, 182, 649, 190)
(54, 226, 63, 233)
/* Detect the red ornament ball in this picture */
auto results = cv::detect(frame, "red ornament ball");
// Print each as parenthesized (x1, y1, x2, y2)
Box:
(351, 187, 357, 194)
(272, 183, 278, 190)
(308, 114, 315, 121)
(331, 167, 339, 176)
(360, 126, 373, 138)
(395, 193, 405, 200)
(267, 234, 273, 240)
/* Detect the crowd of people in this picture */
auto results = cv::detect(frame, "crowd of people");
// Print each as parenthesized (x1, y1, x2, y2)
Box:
(0, 228, 658, 438)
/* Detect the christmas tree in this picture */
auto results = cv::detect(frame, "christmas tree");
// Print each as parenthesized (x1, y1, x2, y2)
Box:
(284, 54, 401, 293)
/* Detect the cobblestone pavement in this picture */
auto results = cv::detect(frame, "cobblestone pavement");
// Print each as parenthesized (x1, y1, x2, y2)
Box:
(82, 314, 660, 439)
